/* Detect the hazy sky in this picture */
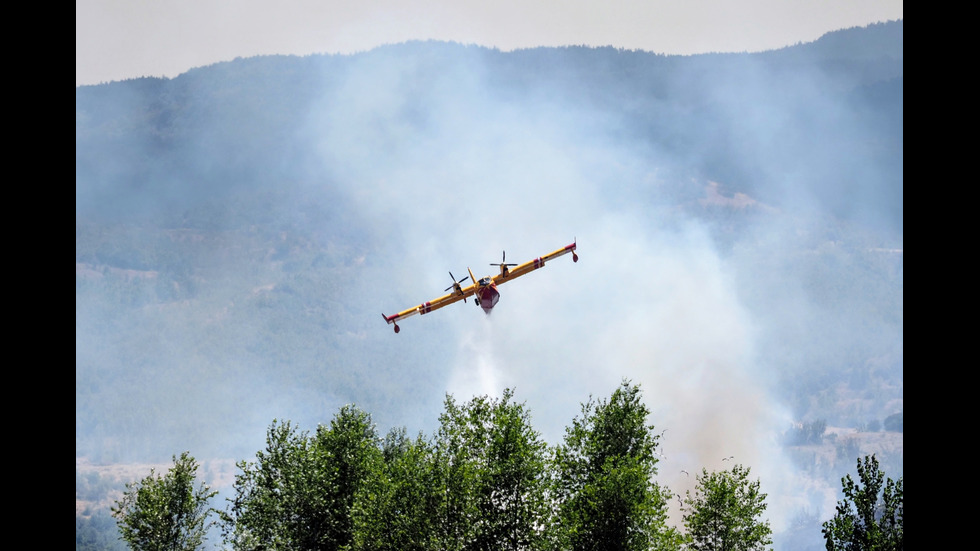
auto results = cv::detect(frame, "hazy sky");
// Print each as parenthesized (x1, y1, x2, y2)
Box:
(76, 0, 903, 86)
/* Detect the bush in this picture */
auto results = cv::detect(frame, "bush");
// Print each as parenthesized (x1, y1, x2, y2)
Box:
(883, 412, 902, 432)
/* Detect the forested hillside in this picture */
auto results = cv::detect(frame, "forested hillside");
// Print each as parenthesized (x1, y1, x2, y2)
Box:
(77, 20, 902, 549)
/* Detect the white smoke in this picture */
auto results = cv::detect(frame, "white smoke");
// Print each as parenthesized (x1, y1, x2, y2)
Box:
(77, 38, 901, 544)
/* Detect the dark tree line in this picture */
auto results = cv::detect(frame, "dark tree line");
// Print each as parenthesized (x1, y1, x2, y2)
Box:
(108, 381, 901, 550)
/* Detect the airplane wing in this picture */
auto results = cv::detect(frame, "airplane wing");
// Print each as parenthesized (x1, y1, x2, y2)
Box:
(383, 281, 478, 331)
(492, 241, 578, 286)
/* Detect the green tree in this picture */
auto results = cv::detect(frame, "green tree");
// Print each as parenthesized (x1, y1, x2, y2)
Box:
(681, 464, 772, 551)
(77, 508, 128, 551)
(433, 389, 552, 551)
(805, 420, 827, 444)
(432, 394, 480, 550)
(223, 406, 380, 550)
(551, 379, 681, 551)
(352, 428, 441, 550)
(882, 413, 902, 433)
(222, 419, 314, 548)
(313, 404, 381, 548)
(821, 454, 903, 551)
(471, 389, 551, 551)
(111, 451, 218, 551)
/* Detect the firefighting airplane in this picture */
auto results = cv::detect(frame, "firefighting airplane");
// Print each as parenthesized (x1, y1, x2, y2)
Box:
(383, 241, 578, 333)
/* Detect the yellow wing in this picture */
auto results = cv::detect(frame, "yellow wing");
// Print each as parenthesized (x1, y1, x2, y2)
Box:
(383, 281, 477, 330)
(492, 241, 578, 286)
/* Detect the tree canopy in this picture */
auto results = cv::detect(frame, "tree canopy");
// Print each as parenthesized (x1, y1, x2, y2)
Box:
(682, 464, 773, 551)
(94, 385, 902, 550)
(111, 451, 218, 551)
(222, 407, 380, 550)
(551, 379, 681, 551)
(822, 454, 903, 550)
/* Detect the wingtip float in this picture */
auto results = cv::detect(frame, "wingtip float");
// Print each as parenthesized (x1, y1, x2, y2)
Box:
(383, 241, 578, 334)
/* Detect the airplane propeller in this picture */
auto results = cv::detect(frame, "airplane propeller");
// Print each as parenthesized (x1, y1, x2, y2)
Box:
(445, 271, 470, 302)
(491, 250, 518, 276)
(491, 251, 518, 268)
